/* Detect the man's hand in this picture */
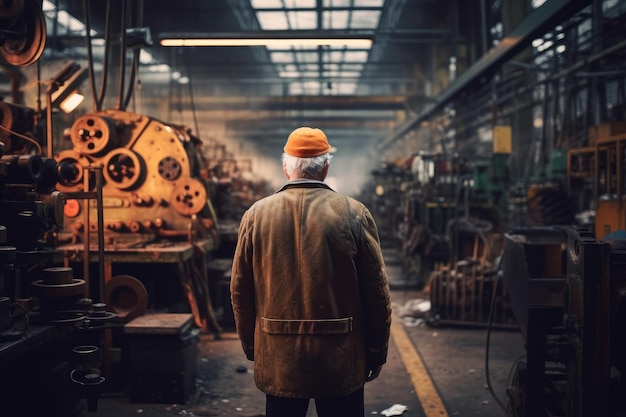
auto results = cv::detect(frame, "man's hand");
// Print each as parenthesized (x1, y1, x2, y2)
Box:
(366, 365, 382, 382)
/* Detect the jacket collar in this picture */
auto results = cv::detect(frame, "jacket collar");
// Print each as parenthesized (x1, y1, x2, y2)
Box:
(276, 179, 335, 193)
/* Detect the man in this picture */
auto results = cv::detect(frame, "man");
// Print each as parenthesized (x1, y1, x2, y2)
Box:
(230, 126, 391, 417)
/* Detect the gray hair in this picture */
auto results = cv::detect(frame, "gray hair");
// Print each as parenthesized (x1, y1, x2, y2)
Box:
(282, 153, 333, 179)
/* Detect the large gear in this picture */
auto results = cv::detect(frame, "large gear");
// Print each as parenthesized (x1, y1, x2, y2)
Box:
(103, 148, 144, 190)
(170, 178, 207, 216)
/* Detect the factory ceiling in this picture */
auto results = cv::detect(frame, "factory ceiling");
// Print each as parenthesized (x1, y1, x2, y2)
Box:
(9, 0, 453, 165)
(2, 0, 595, 185)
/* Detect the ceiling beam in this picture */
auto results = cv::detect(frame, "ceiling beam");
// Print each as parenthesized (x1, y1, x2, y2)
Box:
(226, 119, 396, 130)
(160, 95, 408, 111)
(377, 0, 594, 151)
(226, 112, 396, 124)
(233, 129, 386, 140)
(186, 77, 416, 84)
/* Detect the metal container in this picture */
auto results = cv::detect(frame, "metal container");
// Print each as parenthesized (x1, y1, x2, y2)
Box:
(502, 227, 569, 340)
(124, 313, 199, 404)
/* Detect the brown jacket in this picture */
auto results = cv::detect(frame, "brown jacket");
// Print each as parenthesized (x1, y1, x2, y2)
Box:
(230, 180, 391, 398)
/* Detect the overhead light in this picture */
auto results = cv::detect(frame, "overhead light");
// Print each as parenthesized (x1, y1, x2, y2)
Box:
(160, 35, 373, 48)
(50, 65, 89, 106)
(161, 38, 372, 47)
(46, 62, 88, 157)
(59, 91, 84, 113)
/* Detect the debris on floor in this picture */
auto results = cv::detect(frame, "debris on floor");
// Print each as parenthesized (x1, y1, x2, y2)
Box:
(381, 403, 408, 416)
(402, 317, 425, 327)
(392, 299, 431, 319)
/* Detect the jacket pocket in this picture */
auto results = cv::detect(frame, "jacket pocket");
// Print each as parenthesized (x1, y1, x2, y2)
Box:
(261, 317, 352, 335)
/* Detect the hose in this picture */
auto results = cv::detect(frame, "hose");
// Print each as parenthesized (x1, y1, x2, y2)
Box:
(484, 257, 509, 413)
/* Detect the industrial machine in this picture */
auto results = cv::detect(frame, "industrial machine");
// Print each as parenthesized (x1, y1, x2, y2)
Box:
(565, 122, 626, 238)
(405, 150, 514, 326)
(0, 2, 117, 415)
(50, 108, 226, 341)
(366, 158, 414, 250)
(0, 3, 224, 413)
(0, 124, 112, 416)
(55, 108, 218, 244)
(406, 151, 508, 264)
(396, 153, 460, 288)
(52, 108, 226, 334)
(567, 145, 595, 219)
(593, 131, 626, 239)
(501, 226, 626, 417)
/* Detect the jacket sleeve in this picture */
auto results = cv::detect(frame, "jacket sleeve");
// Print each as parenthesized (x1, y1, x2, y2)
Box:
(230, 209, 256, 360)
(355, 205, 392, 367)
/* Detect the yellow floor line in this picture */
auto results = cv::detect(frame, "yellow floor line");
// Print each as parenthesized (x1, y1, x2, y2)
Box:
(390, 318, 449, 417)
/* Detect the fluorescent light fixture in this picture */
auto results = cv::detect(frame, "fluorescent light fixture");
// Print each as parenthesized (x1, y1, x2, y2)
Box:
(160, 38, 373, 48)
(59, 91, 84, 113)
(50, 65, 89, 108)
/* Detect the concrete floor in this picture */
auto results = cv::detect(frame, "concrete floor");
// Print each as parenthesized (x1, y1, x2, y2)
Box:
(90, 256, 526, 417)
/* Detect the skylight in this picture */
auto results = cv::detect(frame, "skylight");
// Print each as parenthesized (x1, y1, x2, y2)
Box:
(250, 0, 383, 95)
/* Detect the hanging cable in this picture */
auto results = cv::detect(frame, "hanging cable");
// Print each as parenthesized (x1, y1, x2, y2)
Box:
(83, 0, 113, 111)
(184, 51, 200, 138)
(96, 0, 113, 109)
(116, 0, 127, 110)
(167, 48, 174, 122)
(122, 0, 143, 110)
(122, 49, 139, 111)
(36, 60, 41, 113)
(83, 0, 96, 110)
(484, 255, 508, 414)
(0, 124, 43, 154)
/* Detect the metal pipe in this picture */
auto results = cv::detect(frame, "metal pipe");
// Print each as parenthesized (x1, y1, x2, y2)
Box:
(116, 0, 127, 110)
(480, 0, 488, 55)
(46, 88, 53, 158)
(549, 39, 626, 81)
(82, 168, 90, 298)
(95, 166, 105, 302)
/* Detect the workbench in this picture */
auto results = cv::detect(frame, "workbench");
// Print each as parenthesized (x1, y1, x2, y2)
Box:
(57, 238, 219, 335)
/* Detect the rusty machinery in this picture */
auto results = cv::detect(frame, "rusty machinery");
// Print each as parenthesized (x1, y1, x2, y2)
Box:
(402, 151, 514, 326)
(0, 0, 46, 68)
(0, 1, 223, 414)
(0, 3, 115, 415)
(0, 79, 223, 417)
(368, 159, 415, 251)
(565, 123, 626, 239)
(56, 108, 218, 244)
(364, 153, 466, 288)
(407, 153, 504, 259)
(427, 235, 514, 328)
(414, 136, 579, 328)
(0, 122, 112, 415)
(204, 144, 272, 227)
(53, 109, 225, 338)
(500, 226, 626, 417)
(592, 130, 626, 239)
